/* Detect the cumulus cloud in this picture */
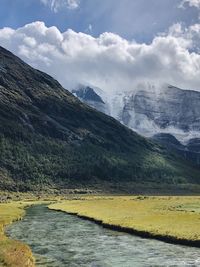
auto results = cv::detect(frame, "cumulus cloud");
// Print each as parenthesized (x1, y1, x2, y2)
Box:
(0, 21, 200, 92)
(168, 22, 200, 52)
(180, 0, 200, 8)
(40, 0, 80, 12)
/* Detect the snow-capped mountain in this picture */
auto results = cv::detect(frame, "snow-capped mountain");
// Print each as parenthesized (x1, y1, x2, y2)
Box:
(121, 83, 200, 143)
(72, 83, 200, 165)
(72, 83, 200, 140)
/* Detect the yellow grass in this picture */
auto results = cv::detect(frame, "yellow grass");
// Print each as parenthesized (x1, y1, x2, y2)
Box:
(49, 196, 200, 244)
(0, 201, 47, 267)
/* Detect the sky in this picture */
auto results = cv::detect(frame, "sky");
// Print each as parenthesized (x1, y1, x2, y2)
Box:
(0, 0, 200, 92)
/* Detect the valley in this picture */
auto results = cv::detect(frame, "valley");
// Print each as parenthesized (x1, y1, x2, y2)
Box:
(1, 1, 200, 267)
(0, 46, 200, 193)
(1, 196, 200, 267)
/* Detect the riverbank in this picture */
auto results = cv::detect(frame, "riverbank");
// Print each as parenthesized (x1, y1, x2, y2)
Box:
(49, 196, 200, 248)
(0, 191, 94, 267)
(0, 202, 36, 267)
(0, 199, 56, 267)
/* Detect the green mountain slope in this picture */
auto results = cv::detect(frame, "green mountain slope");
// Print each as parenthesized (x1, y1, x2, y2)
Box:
(0, 46, 199, 192)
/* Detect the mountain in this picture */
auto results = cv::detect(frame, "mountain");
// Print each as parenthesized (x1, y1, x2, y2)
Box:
(152, 134, 200, 166)
(0, 46, 200, 193)
(125, 84, 200, 139)
(74, 83, 200, 140)
(73, 83, 200, 166)
(72, 86, 108, 114)
(72, 86, 105, 104)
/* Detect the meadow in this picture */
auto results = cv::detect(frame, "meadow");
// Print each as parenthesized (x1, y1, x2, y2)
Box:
(49, 196, 200, 246)
(0, 193, 57, 267)
(0, 202, 35, 267)
(1, 195, 200, 266)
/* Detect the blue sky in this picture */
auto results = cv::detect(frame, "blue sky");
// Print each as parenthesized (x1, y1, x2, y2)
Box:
(1, 0, 200, 92)
(0, 0, 198, 42)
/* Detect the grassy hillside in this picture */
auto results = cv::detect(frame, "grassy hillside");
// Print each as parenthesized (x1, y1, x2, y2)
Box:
(0, 46, 200, 192)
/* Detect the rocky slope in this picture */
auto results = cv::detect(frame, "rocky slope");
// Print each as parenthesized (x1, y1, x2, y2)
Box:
(0, 46, 200, 192)
(124, 84, 200, 139)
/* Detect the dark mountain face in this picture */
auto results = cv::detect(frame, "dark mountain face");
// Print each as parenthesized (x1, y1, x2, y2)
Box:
(152, 134, 200, 166)
(0, 46, 200, 192)
(72, 86, 107, 114)
(72, 86, 105, 104)
(152, 134, 184, 148)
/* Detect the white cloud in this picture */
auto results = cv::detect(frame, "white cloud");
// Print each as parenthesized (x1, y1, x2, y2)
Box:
(0, 21, 200, 92)
(167, 22, 200, 52)
(179, 0, 200, 9)
(40, 0, 80, 12)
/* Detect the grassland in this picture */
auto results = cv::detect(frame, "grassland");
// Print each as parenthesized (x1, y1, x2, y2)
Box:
(1, 195, 200, 266)
(49, 196, 200, 247)
(0, 202, 36, 267)
(0, 196, 57, 267)
(0, 190, 67, 267)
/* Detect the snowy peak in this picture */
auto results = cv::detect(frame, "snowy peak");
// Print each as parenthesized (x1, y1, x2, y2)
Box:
(132, 84, 200, 140)
(72, 83, 200, 143)
(71, 82, 200, 165)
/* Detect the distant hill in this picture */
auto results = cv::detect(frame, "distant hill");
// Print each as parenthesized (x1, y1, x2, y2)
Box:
(0, 46, 200, 193)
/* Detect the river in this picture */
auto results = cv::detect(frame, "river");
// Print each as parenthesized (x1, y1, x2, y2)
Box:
(6, 205, 200, 267)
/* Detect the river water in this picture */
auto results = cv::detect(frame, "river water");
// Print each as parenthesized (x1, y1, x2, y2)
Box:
(6, 205, 200, 267)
